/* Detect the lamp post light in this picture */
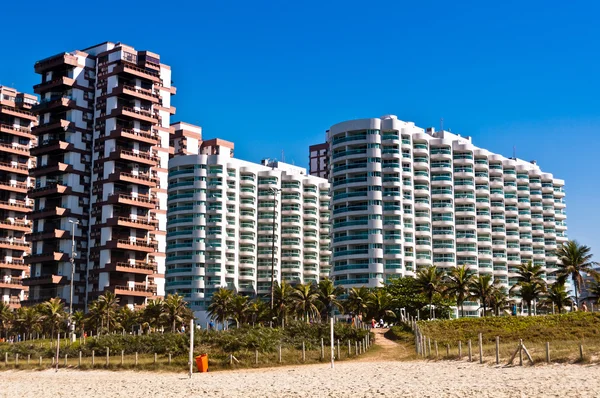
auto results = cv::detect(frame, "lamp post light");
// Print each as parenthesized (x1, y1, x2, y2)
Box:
(269, 187, 281, 310)
(68, 219, 79, 342)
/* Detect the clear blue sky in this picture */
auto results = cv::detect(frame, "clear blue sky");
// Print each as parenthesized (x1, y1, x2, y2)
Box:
(2, 0, 599, 252)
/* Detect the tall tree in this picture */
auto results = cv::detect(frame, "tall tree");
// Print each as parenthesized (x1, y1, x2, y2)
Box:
(0, 302, 13, 338)
(316, 278, 344, 321)
(142, 299, 164, 332)
(489, 285, 510, 316)
(290, 284, 320, 323)
(555, 240, 599, 305)
(345, 287, 372, 321)
(207, 288, 234, 327)
(469, 274, 494, 316)
(230, 294, 250, 328)
(161, 293, 192, 333)
(97, 291, 120, 333)
(414, 265, 446, 319)
(14, 306, 40, 340)
(542, 282, 571, 314)
(273, 280, 293, 326)
(367, 289, 397, 322)
(445, 265, 476, 318)
(510, 262, 547, 316)
(39, 297, 65, 340)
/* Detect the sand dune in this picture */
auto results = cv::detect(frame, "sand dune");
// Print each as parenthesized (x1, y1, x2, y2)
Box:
(1, 360, 599, 398)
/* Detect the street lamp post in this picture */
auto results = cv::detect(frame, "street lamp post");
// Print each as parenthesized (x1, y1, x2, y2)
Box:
(68, 219, 79, 342)
(269, 187, 281, 310)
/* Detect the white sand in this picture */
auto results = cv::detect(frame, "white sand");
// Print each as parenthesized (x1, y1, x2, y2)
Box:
(1, 361, 599, 398)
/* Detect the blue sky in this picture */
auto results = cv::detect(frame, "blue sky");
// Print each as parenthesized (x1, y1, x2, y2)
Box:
(2, 0, 599, 252)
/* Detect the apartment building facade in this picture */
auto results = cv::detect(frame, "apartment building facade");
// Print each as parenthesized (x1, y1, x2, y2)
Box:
(309, 141, 329, 179)
(167, 138, 331, 322)
(0, 86, 37, 309)
(328, 115, 566, 315)
(26, 42, 174, 309)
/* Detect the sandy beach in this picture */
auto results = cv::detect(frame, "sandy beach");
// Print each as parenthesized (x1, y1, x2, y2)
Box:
(1, 360, 599, 398)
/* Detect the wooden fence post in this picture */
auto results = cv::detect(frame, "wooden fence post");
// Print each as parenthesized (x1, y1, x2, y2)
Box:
(278, 345, 282, 363)
(106, 348, 110, 366)
(39, 356, 42, 367)
(255, 349, 258, 365)
(546, 342, 550, 364)
(168, 353, 172, 365)
(135, 352, 138, 366)
(355, 341, 358, 356)
(478, 333, 483, 364)
(434, 341, 438, 358)
(458, 341, 462, 359)
(154, 353, 157, 364)
(468, 339, 472, 362)
(495, 336, 500, 365)
(579, 344, 584, 361)
(348, 340, 351, 357)
(337, 339, 340, 360)
(64, 354, 68, 366)
(79, 351, 82, 367)
(519, 340, 523, 366)
(321, 338, 324, 360)
(92, 350, 95, 367)
(122, 350, 125, 366)
(302, 342, 305, 362)
(446, 343, 450, 358)
(15, 353, 18, 366)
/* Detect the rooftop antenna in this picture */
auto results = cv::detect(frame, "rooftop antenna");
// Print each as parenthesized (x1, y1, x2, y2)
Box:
(440, 117, 444, 131)
(281, 150, 285, 163)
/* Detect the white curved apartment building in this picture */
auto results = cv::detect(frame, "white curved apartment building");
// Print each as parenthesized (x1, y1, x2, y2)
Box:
(329, 115, 566, 314)
(166, 141, 331, 322)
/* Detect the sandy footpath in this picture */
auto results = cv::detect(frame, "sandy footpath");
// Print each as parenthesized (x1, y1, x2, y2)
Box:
(1, 361, 599, 398)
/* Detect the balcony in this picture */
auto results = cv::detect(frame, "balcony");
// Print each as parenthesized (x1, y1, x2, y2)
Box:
(26, 229, 69, 241)
(112, 283, 157, 297)
(113, 63, 161, 83)
(28, 183, 70, 198)
(104, 261, 157, 275)
(0, 106, 37, 122)
(0, 277, 27, 290)
(34, 53, 80, 73)
(106, 171, 159, 187)
(30, 162, 71, 177)
(0, 219, 31, 233)
(24, 252, 68, 265)
(0, 259, 27, 271)
(107, 216, 158, 231)
(107, 148, 159, 166)
(4, 296, 22, 309)
(0, 200, 32, 213)
(0, 181, 28, 194)
(31, 119, 71, 136)
(22, 274, 65, 286)
(31, 97, 75, 113)
(0, 161, 29, 176)
(33, 76, 76, 94)
(107, 193, 158, 209)
(106, 239, 158, 253)
(111, 85, 160, 103)
(99, 127, 159, 145)
(0, 124, 34, 140)
(0, 142, 30, 156)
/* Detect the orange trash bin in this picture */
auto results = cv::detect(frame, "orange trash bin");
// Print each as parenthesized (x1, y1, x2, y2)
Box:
(195, 354, 208, 372)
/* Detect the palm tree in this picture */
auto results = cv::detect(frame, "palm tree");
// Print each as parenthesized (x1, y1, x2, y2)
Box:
(316, 278, 344, 321)
(414, 265, 446, 319)
(586, 275, 600, 305)
(72, 310, 86, 338)
(445, 265, 476, 318)
(510, 261, 547, 316)
(555, 240, 599, 305)
(290, 284, 320, 323)
(161, 293, 192, 333)
(272, 280, 293, 326)
(0, 302, 13, 338)
(367, 289, 397, 321)
(207, 288, 234, 327)
(142, 299, 164, 332)
(230, 294, 249, 328)
(488, 285, 510, 316)
(248, 298, 270, 326)
(542, 282, 571, 314)
(14, 306, 40, 340)
(345, 287, 372, 321)
(469, 274, 494, 316)
(39, 297, 65, 340)
(97, 291, 120, 333)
